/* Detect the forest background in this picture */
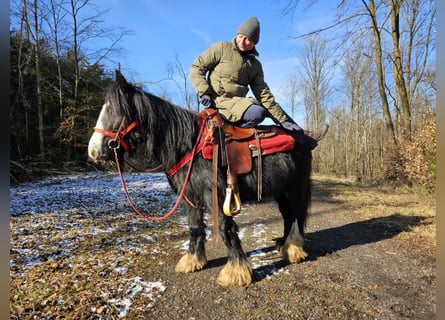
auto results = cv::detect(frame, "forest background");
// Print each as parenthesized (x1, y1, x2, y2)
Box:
(9, 0, 436, 192)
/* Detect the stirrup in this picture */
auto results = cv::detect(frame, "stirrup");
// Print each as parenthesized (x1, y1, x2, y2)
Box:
(223, 185, 241, 216)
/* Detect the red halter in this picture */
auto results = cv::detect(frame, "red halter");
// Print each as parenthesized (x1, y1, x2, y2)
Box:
(94, 120, 137, 152)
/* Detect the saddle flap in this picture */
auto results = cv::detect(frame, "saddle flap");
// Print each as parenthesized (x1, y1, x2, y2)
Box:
(226, 140, 252, 174)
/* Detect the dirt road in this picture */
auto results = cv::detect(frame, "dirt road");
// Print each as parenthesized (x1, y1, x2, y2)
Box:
(10, 175, 436, 319)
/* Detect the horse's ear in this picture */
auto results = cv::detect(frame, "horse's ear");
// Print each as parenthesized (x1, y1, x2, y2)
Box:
(115, 70, 131, 95)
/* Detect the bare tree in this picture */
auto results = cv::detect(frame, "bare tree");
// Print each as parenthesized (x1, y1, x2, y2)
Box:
(389, 0, 411, 138)
(362, 0, 435, 142)
(67, 0, 130, 103)
(279, 72, 300, 120)
(279, 0, 435, 183)
(163, 53, 198, 110)
(172, 53, 196, 110)
(402, 0, 436, 123)
(361, 0, 397, 144)
(45, 0, 69, 120)
(33, 0, 45, 157)
(297, 35, 331, 131)
(14, 0, 33, 147)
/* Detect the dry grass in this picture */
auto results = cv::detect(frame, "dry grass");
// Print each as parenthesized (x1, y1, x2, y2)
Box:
(312, 174, 436, 245)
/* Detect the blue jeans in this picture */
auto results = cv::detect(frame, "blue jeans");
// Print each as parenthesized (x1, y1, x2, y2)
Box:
(238, 104, 267, 128)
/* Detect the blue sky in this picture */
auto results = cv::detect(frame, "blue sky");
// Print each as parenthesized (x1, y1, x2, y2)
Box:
(94, 0, 336, 91)
(90, 0, 338, 123)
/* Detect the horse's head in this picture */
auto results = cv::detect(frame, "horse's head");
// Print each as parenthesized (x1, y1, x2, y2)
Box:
(88, 70, 142, 163)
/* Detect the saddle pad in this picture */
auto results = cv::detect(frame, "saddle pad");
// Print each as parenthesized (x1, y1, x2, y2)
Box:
(248, 128, 295, 155)
(202, 128, 294, 160)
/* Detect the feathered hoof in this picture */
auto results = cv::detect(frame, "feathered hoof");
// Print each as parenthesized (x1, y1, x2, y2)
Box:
(217, 259, 252, 287)
(282, 243, 308, 264)
(175, 253, 207, 273)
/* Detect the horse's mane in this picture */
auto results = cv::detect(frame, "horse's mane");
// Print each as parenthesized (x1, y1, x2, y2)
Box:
(105, 82, 200, 169)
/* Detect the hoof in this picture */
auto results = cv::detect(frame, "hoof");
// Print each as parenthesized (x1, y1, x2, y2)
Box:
(175, 253, 207, 273)
(217, 259, 252, 287)
(282, 243, 307, 264)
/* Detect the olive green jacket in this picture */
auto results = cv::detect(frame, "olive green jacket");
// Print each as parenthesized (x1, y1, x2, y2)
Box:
(190, 39, 288, 123)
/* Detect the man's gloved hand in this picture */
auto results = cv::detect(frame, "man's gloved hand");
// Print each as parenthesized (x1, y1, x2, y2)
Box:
(199, 95, 213, 108)
(281, 121, 303, 132)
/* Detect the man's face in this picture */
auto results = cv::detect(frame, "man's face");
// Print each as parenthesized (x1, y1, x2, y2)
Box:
(236, 33, 255, 52)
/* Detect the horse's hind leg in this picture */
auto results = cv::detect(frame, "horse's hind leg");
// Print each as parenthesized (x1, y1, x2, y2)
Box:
(276, 193, 308, 264)
(175, 207, 207, 273)
(282, 219, 307, 263)
(217, 215, 252, 286)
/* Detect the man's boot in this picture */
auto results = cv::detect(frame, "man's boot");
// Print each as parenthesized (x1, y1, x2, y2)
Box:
(305, 124, 329, 142)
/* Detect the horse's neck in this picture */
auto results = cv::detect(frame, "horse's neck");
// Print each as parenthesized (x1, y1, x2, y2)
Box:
(150, 106, 200, 170)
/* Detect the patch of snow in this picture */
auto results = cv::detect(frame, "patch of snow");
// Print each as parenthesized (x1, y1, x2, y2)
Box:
(10, 172, 174, 217)
(10, 171, 174, 317)
(107, 277, 166, 318)
(115, 266, 128, 275)
(238, 227, 246, 240)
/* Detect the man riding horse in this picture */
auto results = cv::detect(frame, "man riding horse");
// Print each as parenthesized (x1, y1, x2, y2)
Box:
(190, 16, 329, 212)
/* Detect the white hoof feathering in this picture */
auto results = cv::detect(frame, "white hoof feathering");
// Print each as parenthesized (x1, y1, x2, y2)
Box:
(283, 221, 307, 263)
(217, 259, 252, 287)
(283, 243, 308, 263)
(175, 253, 207, 273)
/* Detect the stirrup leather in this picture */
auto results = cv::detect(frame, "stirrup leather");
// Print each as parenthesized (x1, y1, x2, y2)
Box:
(223, 185, 241, 216)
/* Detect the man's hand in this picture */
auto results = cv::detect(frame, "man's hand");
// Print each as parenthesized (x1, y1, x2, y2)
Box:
(199, 95, 213, 108)
(281, 121, 303, 132)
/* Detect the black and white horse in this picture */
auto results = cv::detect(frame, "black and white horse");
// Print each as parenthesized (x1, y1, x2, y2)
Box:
(88, 70, 312, 286)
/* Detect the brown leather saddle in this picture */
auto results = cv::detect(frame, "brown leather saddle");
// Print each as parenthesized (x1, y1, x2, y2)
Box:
(200, 108, 297, 217)
(225, 125, 276, 174)
(200, 108, 277, 175)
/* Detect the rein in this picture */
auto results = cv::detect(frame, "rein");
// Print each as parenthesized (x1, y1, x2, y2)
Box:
(109, 116, 207, 222)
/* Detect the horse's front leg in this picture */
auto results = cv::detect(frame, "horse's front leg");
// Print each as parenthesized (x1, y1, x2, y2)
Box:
(175, 206, 207, 273)
(217, 215, 252, 286)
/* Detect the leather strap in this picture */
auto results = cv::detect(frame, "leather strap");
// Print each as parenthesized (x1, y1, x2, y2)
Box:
(255, 130, 262, 202)
(212, 142, 219, 240)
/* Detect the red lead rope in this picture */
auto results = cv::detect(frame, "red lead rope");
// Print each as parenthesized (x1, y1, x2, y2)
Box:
(114, 117, 207, 221)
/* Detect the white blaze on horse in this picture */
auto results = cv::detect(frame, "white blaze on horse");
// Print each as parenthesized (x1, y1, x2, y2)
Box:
(88, 70, 313, 287)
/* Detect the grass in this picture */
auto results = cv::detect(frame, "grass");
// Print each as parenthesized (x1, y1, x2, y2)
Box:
(312, 174, 436, 244)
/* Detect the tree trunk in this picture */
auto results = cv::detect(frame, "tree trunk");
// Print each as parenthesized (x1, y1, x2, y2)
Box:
(364, 0, 397, 145)
(49, 0, 65, 120)
(390, 0, 412, 140)
(33, 0, 45, 157)
(70, 0, 81, 103)
(19, 0, 32, 145)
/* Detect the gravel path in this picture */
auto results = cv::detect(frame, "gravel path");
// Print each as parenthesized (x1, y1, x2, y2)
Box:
(10, 173, 436, 319)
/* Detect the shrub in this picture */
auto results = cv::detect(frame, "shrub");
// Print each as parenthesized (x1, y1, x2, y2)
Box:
(399, 111, 436, 191)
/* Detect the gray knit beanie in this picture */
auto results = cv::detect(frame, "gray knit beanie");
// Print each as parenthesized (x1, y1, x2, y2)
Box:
(237, 16, 260, 44)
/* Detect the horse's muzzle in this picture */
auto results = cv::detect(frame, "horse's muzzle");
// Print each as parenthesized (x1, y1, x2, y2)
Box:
(88, 132, 109, 162)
